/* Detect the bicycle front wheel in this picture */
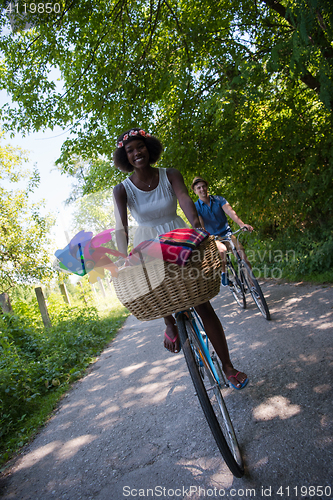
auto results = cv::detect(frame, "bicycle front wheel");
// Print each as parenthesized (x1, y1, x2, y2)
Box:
(226, 258, 246, 309)
(176, 312, 244, 477)
(240, 261, 270, 320)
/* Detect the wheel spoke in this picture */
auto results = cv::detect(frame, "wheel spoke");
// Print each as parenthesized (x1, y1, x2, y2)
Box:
(176, 312, 244, 477)
(240, 261, 270, 320)
(226, 259, 246, 309)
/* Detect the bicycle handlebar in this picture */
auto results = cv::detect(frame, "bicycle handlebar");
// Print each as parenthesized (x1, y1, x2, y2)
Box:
(215, 227, 250, 242)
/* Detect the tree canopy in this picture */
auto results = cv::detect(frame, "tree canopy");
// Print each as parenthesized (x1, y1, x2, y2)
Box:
(0, 134, 55, 293)
(70, 190, 116, 234)
(0, 0, 332, 240)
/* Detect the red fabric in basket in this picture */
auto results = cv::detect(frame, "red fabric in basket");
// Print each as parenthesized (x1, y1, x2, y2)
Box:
(127, 228, 209, 267)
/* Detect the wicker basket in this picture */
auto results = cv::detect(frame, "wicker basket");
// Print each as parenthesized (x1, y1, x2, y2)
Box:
(113, 236, 222, 321)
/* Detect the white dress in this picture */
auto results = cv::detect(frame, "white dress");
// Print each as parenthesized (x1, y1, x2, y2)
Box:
(122, 167, 188, 246)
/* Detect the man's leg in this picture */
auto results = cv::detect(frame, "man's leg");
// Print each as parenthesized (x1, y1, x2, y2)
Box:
(215, 240, 228, 271)
(215, 240, 229, 286)
(232, 235, 252, 268)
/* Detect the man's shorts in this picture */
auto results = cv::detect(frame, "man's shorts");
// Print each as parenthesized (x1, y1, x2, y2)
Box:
(215, 233, 245, 254)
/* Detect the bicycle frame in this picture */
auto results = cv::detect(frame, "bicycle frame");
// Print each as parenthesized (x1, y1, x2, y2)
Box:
(190, 309, 230, 387)
(216, 228, 246, 264)
(216, 229, 271, 320)
(175, 307, 244, 476)
(180, 308, 230, 388)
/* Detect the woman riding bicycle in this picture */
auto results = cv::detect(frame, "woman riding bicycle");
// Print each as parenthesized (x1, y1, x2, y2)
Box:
(112, 128, 248, 389)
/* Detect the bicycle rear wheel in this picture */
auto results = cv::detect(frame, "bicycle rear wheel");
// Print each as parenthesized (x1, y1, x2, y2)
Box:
(176, 312, 244, 477)
(226, 258, 246, 309)
(240, 261, 270, 320)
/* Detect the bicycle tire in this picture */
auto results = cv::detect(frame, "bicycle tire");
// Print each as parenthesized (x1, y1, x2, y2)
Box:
(240, 261, 271, 320)
(226, 258, 246, 309)
(176, 312, 244, 477)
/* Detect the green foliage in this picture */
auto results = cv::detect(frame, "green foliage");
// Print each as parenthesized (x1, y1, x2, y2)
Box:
(276, 232, 333, 279)
(206, 84, 333, 235)
(238, 229, 333, 283)
(1, 0, 333, 275)
(70, 189, 116, 233)
(1, 0, 333, 158)
(0, 290, 129, 465)
(9, 284, 36, 304)
(0, 134, 56, 293)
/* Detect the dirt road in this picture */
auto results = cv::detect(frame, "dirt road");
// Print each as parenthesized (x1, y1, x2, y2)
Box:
(0, 281, 332, 500)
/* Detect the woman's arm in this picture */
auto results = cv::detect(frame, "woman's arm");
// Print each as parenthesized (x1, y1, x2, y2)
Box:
(199, 215, 205, 228)
(166, 168, 201, 228)
(113, 183, 129, 256)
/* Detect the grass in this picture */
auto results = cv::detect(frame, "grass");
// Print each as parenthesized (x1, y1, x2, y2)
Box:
(250, 261, 333, 285)
(0, 286, 129, 469)
(236, 228, 333, 286)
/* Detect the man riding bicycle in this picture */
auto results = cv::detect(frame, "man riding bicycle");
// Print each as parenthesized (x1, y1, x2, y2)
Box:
(191, 176, 253, 286)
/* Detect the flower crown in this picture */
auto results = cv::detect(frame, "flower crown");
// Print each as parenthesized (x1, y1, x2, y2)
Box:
(117, 129, 151, 148)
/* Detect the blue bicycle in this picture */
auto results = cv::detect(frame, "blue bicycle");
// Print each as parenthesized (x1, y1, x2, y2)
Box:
(175, 308, 244, 478)
(217, 229, 271, 320)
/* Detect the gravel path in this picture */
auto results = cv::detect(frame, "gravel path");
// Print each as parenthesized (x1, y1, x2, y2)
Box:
(0, 281, 332, 500)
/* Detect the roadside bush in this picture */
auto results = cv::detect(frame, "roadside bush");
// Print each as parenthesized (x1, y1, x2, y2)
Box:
(0, 293, 128, 465)
(242, 230, 333, 282)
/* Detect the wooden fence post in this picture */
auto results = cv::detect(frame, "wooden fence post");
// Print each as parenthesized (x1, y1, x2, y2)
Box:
(34, 287, 52, 327)
(107, 278, 113, 294)
(77, 280, 88, 304)
(59, 283, 71, 304)
(0, 293, 13, 313)
(97, 277, 106, 297)
(90, 283, 97, 299)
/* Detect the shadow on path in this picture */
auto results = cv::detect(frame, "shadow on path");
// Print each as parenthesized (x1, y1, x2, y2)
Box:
(0, 282, 332, 499)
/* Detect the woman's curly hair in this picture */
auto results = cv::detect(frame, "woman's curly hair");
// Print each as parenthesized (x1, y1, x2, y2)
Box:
(113, 128, 163, 172)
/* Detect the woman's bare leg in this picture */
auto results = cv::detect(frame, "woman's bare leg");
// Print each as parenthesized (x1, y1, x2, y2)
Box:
(194, 301, 247, 387)
(163, 315, 180, 353)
